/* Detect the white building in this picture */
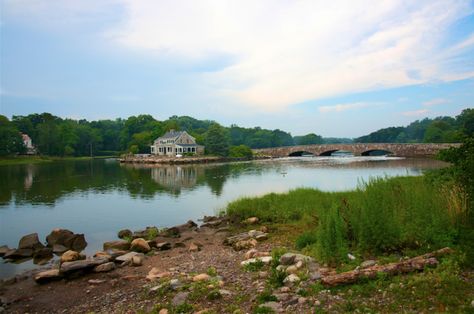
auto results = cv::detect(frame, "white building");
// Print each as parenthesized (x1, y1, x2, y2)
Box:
(21, 133, 36, 155)
(150, 130, 204, 156)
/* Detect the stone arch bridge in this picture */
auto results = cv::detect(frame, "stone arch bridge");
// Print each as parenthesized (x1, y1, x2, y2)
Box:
(253, 143, 461, 158)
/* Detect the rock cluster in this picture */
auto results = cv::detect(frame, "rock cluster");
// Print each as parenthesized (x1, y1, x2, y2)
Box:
(224, 229, 269, 251)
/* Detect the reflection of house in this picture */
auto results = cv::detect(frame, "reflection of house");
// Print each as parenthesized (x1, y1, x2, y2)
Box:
(151, 166, 204, 189)
(21, 133, 36, 155)
(150, 130, 204, 156)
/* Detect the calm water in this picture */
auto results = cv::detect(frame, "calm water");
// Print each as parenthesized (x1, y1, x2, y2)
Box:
(0, 157, 447, 278)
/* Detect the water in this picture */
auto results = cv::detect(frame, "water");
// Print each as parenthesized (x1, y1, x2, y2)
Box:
(0, 156, 447, 278)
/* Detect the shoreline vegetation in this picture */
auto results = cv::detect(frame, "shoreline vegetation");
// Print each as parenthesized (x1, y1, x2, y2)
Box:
(0, 155, 119, 166)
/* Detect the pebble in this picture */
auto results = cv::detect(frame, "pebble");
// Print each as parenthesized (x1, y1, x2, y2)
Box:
(158, 309, 169, 314)
(298, 297, 308, 304)
(314, 300, 321, 306)
(88, 279, 106, 285)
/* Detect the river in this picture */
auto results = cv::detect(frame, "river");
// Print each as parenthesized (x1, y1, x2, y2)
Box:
(0, 156, 447, 278)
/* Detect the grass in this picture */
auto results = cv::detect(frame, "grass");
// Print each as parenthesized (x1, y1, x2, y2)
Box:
(0, 155, 117, 166)
(226, 175, 467, 265)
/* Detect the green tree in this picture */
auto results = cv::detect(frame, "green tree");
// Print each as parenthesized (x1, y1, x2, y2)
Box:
(294, 133, 323, 145)
(0, 115, 25, 156)
(205, 123, 230, 156)
(229, 145, 253, 158)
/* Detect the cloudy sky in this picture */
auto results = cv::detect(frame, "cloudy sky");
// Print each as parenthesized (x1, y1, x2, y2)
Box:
(1, 0, 473, 137)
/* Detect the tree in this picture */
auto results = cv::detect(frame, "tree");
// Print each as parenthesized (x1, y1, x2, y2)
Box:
(294, 133, 323, 145)
(0, 115, 25, 156)
(229, 145, 253, 158)
(205, 123, 230, 156)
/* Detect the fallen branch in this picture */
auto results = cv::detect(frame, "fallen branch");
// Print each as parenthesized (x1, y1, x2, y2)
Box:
(321, 247, 453, 287)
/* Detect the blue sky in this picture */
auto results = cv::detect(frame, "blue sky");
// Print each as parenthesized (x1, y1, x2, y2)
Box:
(0, 0, 473, 137)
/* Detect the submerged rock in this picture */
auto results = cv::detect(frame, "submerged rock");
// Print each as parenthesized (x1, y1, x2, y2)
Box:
(46, 229, 87, 252)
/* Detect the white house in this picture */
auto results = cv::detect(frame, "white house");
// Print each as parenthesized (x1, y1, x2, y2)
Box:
(150, 130, 204, 156)
(21, 133, 36, 155)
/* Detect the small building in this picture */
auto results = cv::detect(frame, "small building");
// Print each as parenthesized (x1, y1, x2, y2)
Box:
(21, 133, 36, 155)
(150, 130, 204, 156)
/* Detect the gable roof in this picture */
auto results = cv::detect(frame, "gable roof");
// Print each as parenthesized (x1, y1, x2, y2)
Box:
(158, 130, 184, 140)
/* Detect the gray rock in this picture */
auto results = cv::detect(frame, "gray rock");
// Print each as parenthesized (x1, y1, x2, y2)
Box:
(103, 240, 130, 251)
(69, 234, 87, 252)
(174, 220, 197, 233)
(360, 260, 376, 268)
(169, 279, 182, 290)
(115, 252, 142, 263)
(46, 229, 74, 247)
(18, 233, 44, 251)
(94, 262, 116, 273)
(52, 244, 69, 254)
(309, 271, 321, 281)
(4, 248, 33, 259)
(60, 257, 109, 274)
(219, 289, 232, 296)
(118, 229, 133, 239)
(34, 247, 53, 259)
(172, 291, 189, 306)
(34, 269, 62, 284)
(279, 253, 297, 265)
(283, 274, 300, 285)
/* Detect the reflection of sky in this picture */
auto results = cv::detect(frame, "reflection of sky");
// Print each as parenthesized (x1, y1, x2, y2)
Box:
(0, 157, 444, 278)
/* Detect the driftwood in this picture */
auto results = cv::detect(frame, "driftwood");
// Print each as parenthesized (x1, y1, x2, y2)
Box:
(321, 247, 453, 287)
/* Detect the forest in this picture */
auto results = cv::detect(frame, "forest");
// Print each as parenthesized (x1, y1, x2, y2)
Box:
(0, 109, 472, 157)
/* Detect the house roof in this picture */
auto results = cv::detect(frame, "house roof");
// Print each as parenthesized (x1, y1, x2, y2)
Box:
(158, 130, 184, 140)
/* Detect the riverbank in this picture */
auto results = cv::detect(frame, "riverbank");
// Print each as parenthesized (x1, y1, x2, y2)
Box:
(0, 156, 118, 166)
(118, 155, 270, 165)
(0, 175, 473, 313)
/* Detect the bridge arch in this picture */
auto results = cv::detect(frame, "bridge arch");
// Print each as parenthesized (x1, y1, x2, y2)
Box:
(320, 150, 354, 156)
(361, 149, 394, 156)
(288, 151, 315, 157)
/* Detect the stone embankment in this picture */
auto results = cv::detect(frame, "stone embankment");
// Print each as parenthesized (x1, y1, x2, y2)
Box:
(118, 155, 269, 165)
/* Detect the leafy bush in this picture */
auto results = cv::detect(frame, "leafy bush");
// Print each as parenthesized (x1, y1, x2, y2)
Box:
(229, 145, 253, 158)
(295, 230, 318, 249)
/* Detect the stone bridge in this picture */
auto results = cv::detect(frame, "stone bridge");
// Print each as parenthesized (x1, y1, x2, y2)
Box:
(253, 143, 461, 158)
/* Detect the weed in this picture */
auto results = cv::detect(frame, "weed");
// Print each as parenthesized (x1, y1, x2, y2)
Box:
(243, 259, 265, 272)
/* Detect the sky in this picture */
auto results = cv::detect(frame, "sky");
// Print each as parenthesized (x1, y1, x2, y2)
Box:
(0, 0, 473, 137)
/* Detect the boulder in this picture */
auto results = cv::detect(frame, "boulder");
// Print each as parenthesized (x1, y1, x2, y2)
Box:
(117, 229, 133, 239)
(279, 253, 314, 266)
(0, 245, 10, 257)
(34, 247, 53, 259)
(34, 269, 62, 284)
(46, 229, 87, 252)
(60, 257, 109, 274)
(4, 248, 33, 259)
(52, 244, 69, 254)
(60, 250, 81, 263)
(46, 229, 74, 247)
(133, 226, 159, 240)
(18, 233, 44, 251)
(69, 234, 87, 252)
(103, 240, 130, 251)
(285, 265, 298, 274)
(130, 238, 151, 253)
(94, 262, 116, 273)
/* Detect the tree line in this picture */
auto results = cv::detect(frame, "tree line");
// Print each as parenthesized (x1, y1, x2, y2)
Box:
(355, 109, 473, 143)
(1, 109, 471, 157)
(0, 113, 339, 157)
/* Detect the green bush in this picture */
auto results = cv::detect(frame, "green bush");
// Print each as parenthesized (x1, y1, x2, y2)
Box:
(229, 145, 253, 158)
(313, 204, 348, 265)
(295, 230, 318, 249)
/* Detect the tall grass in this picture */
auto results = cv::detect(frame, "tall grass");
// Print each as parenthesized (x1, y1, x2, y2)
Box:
(226, 176, 462, 264)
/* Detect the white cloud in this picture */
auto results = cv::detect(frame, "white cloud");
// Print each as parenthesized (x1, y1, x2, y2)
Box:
(402, 109, 430, 117)
(423, 98, 449, 106)
(3, 0, 474, 111)
(318, 102, 374, 113)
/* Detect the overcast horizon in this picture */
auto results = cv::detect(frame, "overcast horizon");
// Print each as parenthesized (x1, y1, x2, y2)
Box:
(1, 1, 473, 137)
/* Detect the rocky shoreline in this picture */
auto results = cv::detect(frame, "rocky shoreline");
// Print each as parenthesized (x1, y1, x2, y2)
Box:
(0, 215, 461, 313)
